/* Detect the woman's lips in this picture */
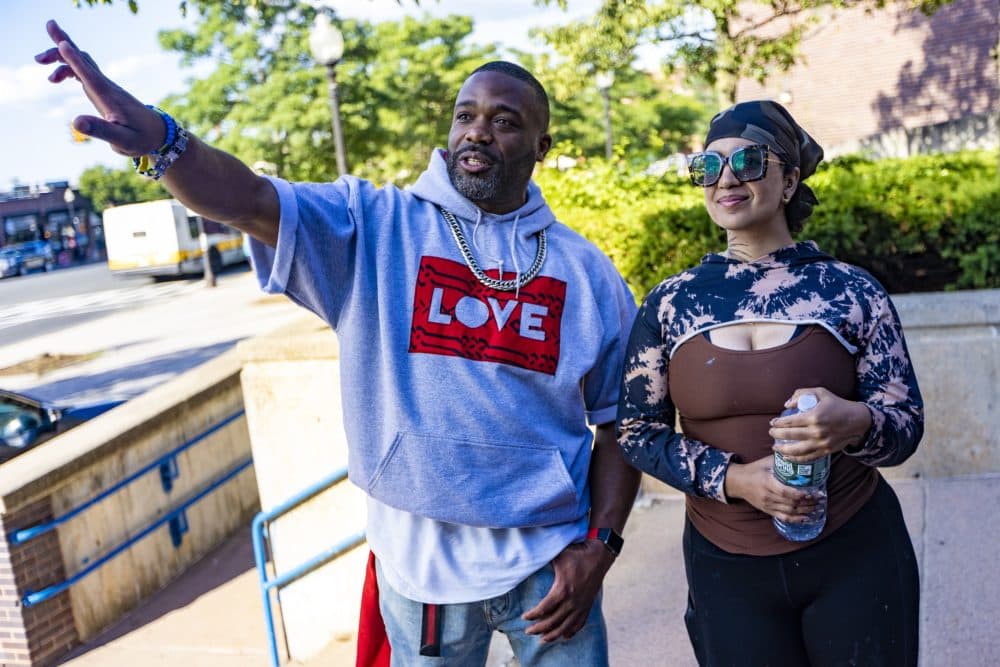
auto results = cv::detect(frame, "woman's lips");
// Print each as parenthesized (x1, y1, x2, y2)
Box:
(716, 194, 748, 208)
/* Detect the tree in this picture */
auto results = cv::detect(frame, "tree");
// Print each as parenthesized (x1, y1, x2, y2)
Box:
(78, 165, 167, 212)
(153, 3, 497, 184)
(72, 0, 415, 16)
(539, 0, 955, 106)
(514, 50, 710, 162)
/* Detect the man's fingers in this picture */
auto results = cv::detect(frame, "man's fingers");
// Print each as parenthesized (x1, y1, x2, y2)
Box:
(541, 611, 584, 642)
(522, 587, 561, 621)
(48, 65, 79, 84)
(46, 20, 77, 50)
(526, 604, 571, 637)
(72, 115, 139, 154)
(57, 41, 103, 89)
(35, 47, 64, 65)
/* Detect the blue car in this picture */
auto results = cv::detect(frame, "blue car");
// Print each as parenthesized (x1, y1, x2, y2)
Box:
(3, 240, 55, 275)
(0, 389, 124, 463)
(0, 248, 20, 278)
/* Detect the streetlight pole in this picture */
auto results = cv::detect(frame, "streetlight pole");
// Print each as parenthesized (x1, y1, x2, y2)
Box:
(309, 14, 349, 177)
(595, 71, 615, 161)
(63, 187, 77, 263)
(324, 63, 348, 177)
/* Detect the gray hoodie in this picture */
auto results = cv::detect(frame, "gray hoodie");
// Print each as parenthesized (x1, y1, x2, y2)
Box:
(250, 149, 636, 602)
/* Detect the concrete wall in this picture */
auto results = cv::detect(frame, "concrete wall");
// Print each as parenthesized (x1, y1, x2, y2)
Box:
(237, 316, 367, 663)
(885, 288, 999, 479)
(0, 349, 258, 665)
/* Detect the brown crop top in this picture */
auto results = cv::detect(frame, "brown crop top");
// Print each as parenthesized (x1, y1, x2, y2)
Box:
(669, 325, 879, 556)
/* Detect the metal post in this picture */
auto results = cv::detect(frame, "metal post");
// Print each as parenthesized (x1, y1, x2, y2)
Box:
(199, 227, 216, 288)
(600, 86, 613, 161)
(326, 63, 349, 177)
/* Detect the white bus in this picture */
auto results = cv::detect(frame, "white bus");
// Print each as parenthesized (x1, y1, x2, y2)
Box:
(102, 199, 246, 278)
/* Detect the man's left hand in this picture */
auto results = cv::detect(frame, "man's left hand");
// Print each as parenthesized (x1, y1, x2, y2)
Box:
(522, 539, 612, 642)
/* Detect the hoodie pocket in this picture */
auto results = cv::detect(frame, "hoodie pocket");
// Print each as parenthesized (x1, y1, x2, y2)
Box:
(366, 431, 582, 528)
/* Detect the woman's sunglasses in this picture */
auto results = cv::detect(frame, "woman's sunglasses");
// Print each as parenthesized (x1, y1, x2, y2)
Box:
(687, 144, 782, 187)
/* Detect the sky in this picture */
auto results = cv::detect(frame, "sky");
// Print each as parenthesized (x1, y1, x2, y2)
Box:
(0, 0, 605, 191)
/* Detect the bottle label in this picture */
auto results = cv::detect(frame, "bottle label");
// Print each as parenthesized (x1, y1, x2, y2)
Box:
(773, 451, 829, 487)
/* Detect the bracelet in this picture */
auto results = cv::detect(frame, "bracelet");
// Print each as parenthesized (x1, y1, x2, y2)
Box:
(148, 105, 177, 152)
(133, 107, 189, 180)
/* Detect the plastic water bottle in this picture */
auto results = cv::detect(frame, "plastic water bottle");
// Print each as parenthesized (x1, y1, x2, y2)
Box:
(772, 393, 829, 541)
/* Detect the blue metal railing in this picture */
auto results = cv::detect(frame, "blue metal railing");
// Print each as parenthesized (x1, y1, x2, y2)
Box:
(9, 409, 245, 546)
(8, 408, 249, 608)
(22, 456, 253, 607)
(252, 467, 366, 667)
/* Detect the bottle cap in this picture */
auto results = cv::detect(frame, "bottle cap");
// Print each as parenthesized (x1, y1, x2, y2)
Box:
(797, 393, 818, 412)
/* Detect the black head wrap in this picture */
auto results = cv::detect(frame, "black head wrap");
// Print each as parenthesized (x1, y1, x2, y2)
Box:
(705, 100, 824, 232)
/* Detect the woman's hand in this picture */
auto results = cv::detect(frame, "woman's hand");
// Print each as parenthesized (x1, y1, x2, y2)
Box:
(724, 457, 818, 523)
(768, 387, 872, 463)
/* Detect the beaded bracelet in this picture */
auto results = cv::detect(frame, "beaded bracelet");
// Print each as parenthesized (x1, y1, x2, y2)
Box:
(133, 106, 189, 180)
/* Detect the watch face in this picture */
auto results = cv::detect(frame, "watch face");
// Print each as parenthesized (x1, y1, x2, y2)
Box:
(597, 528, 624, 555)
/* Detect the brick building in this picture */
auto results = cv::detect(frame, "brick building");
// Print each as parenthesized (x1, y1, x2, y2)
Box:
(737, 0, 999, 157)
(0, 183, 101, 262)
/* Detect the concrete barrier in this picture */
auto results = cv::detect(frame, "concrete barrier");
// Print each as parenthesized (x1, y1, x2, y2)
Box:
(886, 288, 999, 479)
(237, 315, 368, 663)
(0, 349, 258, 666)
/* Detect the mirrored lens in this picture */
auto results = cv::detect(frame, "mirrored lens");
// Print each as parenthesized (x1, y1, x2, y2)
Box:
(688, 154, 722, 186)
(731, 145, 766, 181)
(688, 145, 770, 187)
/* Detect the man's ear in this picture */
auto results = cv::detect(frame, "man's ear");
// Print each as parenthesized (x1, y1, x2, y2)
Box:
(536, 133, 552, 162)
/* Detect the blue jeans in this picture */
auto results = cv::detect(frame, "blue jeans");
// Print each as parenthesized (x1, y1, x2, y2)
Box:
(376, 560, 609, 666)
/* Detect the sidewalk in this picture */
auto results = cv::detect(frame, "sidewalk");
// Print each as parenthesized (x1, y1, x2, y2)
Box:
(57, 474, 1000, 666)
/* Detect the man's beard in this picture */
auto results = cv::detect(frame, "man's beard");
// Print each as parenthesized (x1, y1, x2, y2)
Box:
(446, 147, 536, 206)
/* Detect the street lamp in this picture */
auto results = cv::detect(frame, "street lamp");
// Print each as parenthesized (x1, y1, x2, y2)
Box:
(63, 187, 77, 262)
(595, 71, 615, 161)
(309, 14, 349, 177)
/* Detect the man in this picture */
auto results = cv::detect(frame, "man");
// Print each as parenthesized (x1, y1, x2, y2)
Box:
(38, 19, 640, 665)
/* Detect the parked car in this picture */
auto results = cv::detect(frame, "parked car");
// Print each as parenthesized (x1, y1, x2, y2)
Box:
(0, 248, 21, 278)
(0, 389, 124, 464)
(4, 240, 56, 274)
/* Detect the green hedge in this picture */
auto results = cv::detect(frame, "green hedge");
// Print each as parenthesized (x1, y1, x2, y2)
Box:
(536, 150, 1000, 298)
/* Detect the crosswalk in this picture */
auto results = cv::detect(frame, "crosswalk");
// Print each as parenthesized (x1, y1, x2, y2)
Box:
(0, 281, 203, 333)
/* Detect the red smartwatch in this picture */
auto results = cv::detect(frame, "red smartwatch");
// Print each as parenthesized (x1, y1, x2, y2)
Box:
(587, 527, 624, 556)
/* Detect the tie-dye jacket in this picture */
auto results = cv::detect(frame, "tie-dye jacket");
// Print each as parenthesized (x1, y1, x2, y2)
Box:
(617, 241, 923, 502)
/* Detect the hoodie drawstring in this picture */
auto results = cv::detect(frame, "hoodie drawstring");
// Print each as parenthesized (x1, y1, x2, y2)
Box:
(470, 210, 523, 297)
(511, 214, 522, 299)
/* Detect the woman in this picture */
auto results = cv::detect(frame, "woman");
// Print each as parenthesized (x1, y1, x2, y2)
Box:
(617, 101, 922, 666)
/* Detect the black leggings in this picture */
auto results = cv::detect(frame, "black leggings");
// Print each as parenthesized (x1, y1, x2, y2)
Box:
(683, 477, 919, 667)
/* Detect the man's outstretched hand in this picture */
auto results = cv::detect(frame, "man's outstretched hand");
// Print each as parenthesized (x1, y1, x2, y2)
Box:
(36, 20, 165, 157)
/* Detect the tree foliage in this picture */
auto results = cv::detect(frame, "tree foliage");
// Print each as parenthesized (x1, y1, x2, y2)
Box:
(538, 0, 956, 105)
(77, 165, 167, 212)
(72, 0, 414, 16)
(515, 50, 711, 162)
(155, 4, 498, 184)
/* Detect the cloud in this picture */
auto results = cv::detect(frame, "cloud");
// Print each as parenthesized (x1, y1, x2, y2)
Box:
(104, 52, 175, 82)
(0, 63, 64, 108)
(0, 51, 180, 110)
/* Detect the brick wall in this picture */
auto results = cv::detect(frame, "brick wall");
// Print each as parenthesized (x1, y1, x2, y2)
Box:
(0, 498, 78, 667)
(737, 0, 999, 154)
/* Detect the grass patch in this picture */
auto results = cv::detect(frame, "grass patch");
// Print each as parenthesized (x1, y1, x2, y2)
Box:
(0, 351, 103, 376)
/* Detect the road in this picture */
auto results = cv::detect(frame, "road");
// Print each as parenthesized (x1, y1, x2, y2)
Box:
(0, 262, 206, 344)
(0, 261, 306, 405)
